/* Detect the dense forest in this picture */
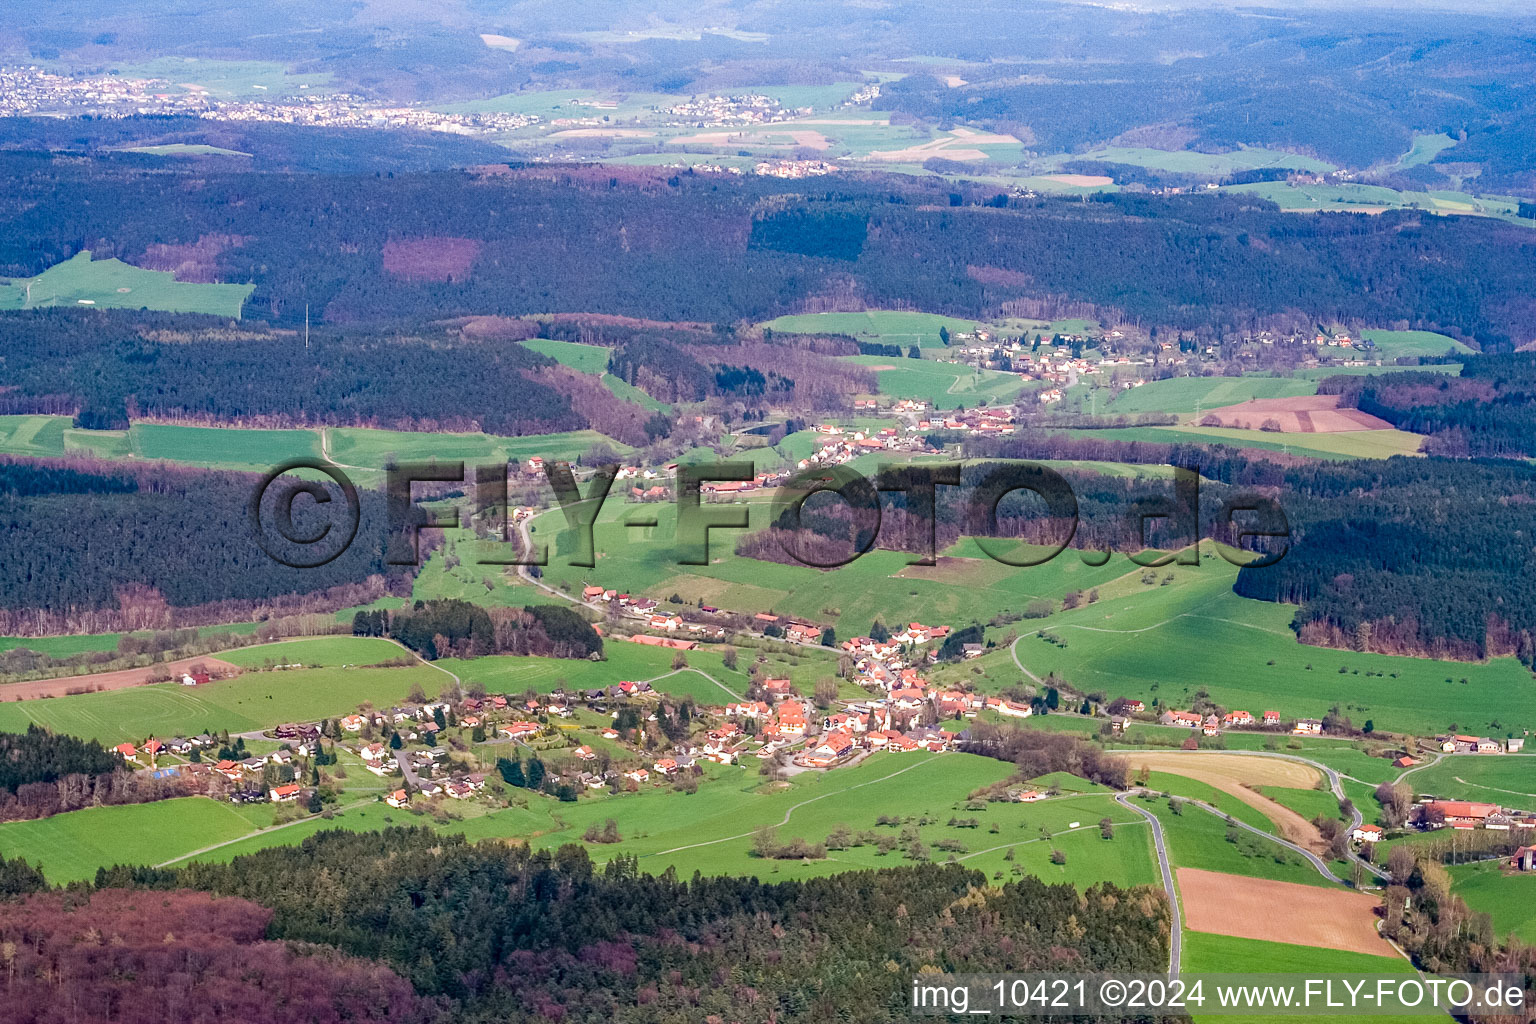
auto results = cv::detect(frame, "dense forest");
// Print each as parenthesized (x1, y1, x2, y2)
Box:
(1322, 355, 1536, 459)
(0, 459, 396, 625)
(0, 310, 588, 436)
(81, 827, 1170, 1023)
(0, 888, 431, 1024)
(2, 158, 1534, 347)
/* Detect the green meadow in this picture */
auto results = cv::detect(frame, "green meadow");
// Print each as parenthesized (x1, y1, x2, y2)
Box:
(0, 414, 629, 482)
(759, 310, 983, 348)
(1360, 329, 1474, 357)
(840, 354, 1029, 409)
(1403, 756, 1536, 804)
(1183, 930, 1412, 974)
(1183, 932, 1416, 1024)
(0, 752, 1156, 890)
(518, 337, 671, 410)
(1069, 146, 1335, 176)
(0, 665, 444, 744)
(1148, 798, 1336, 887)
(0, 251, 254, 317)
(516, 501, 1131, 635)
(1066, 423, 1424, 459)
(997, 555, 1535, 737)
(0, 797, 259, 883)
(217, 636, 407, 669)
(1449, 862, 1536, 942)
(1103, 376, 1316, 416)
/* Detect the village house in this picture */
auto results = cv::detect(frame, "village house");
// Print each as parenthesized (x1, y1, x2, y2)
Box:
(386, 789, 410, 808)
(1292, 718, 1323, 735)
(269, 783, 303, 803)
(1421, 800, 1501, 829)
(1222, 710, 1255, 727)
(1351, 824, 1384, 843)
(1262, 710, 1281, 726)
(1160, 710, 1202, 729)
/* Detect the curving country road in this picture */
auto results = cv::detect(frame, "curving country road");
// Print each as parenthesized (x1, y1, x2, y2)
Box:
(1115, 790, 1182, 975)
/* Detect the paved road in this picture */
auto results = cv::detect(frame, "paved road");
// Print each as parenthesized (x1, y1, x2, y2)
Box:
(1115, 791, 1181, 975)
(1125, 747, 1389, 883)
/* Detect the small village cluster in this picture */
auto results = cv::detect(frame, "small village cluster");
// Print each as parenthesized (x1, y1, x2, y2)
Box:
(662, 93, 807, 126)
(0, 65, 540, 135)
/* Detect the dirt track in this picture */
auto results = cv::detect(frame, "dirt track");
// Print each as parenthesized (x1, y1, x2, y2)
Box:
(1178, 868, 1396, 956)
(1121, 751, 1328, 854)
(0, 655, 242, 700)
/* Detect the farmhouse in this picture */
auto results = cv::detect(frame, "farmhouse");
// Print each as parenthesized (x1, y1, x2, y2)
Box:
(1351, 824, 1383, 843)
(1292, 718, 1323, 735)
(1422, 800, 1501, 828)
(269, 783, 303, 803)
(386, 789, 410, 808)
(1262, 710, 1281, 726)
(1160, 710, 1202, 729)
(1222, 710, 1254, 727)
(1513, 846, 1536, 871)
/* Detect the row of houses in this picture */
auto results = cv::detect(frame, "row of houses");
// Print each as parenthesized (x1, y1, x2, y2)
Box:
(1436, 734, 1525, 754)
(1158, 708, 1315, 736)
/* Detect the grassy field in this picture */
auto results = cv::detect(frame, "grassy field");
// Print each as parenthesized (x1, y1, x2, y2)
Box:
(840, 354, 1029, 409)
(759, 311, 983, 349)
(1402, 756, 1536, 805)
(1225, 180, 1535, 224)
(1183, 932, 1417, 1024)
(0, 665, 444, 744)
(1449, 861, 1536, 942)
(131, 423, 324, 471)
(1066, 423, 1424, 459)
(518, 501, 1131, 635)
(1068, 146, 1334, 176)
(111, 57, 334, 99)
(0, 797, 259, 883)
(217, 636, 407, 669)
(1360, 329, 1474, 357)
(0, 752, 1154, 889)
(1104, 376, 1316, 416)
(1147, 797, 1335, 887)
(1183, 930, 1412, 973)
(0, 251, 254, 317)
(1256, 785, 1346, 823)
(1395, 133, 1459, 169)
(0, 414, 629, 481)
(999, 553, 1535, 737)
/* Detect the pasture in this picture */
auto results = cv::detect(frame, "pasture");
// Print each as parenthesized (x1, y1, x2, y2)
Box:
(1148, 798, 1331, 887)
(1120, 751, 1324, 852)
(1067, 423, 1424, 459)
(1008, 560, 1535, 736)
(1449, 862, 1536, 942)
(758, 310, 983, 348)
(1066, 146, 1335, 176)
(218, 636, 407, 669)
(0, 251, 254, 317)
(1360, 329, 1473, 357)
(513, 751, 1156, 886)
(0, 665, 440, 744)
(518, 500, 1132, 635)
(131, 423, 324, 471)
(0, 797, 259, 883)
(1104, 376, 1315, 417)
(839, 354, 1029, 409)
(1403, 756, 1536, 806)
